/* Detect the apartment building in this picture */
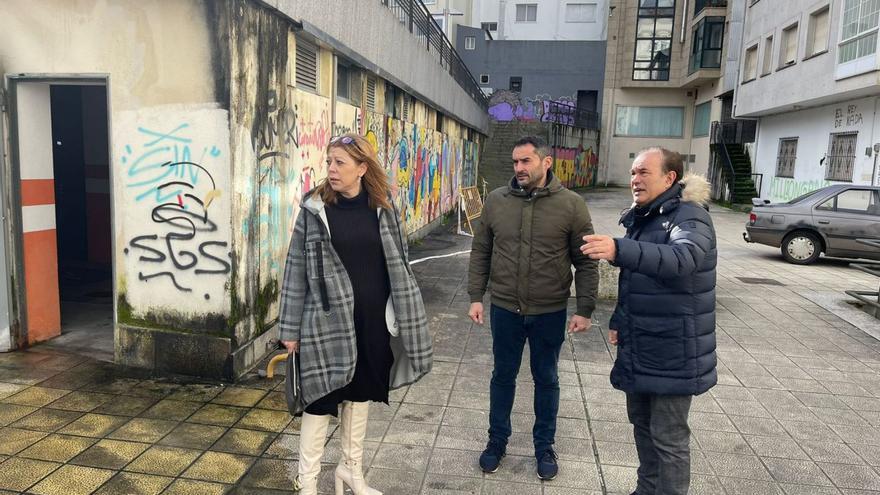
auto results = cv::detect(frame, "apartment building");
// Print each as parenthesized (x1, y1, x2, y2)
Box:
(600, 0, 748, 187)
(736, 0, 880, 201)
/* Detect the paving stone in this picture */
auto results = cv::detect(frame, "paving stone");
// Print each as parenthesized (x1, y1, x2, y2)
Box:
(745, 434, 809, 459)
(94, 472, 174, 495)
(819, 463, 880, 491)
(694, 429, 752, 454)
(707, 452, 773, 480)
(70, 438, 151, 470)
(189, 403, 249, 427)
(109, 417, 179, 443)
(420, 473, 481, 494)
(763, 457, 833, 485)
(234, 408, 291, 432)
(211, 387, 268, 408)
(163, 479, 230, 495)
(157, 422, 227, 450)
(28, 464, 114, 495)
(383, 420, 439, 446)
(18, 433, 97, 462)
(239, 458, 301, 490)
(10, 407, 82, 432)
(372, 443, 432, 472)
(59, 413, 128, 437)
(718, 476, 785, 495)
(92, 396, 157, 416)
(140, 399, 203, 421)
(0, 403, 37, 426)
(262, 433, 298, 460)
(0, 456, 60, 492)
(182, 451, 255, 484)
(4, 386, 70, 407)
(125, 445, 202, 476)
(0, 426, 48, 455)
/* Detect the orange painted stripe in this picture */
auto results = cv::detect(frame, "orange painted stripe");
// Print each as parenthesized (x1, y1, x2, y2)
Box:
(23, 229, 60, 343)
(21, 179, 55, 207)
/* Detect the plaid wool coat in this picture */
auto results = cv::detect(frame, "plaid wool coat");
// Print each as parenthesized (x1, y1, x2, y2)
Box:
(278, 192, 433, 408)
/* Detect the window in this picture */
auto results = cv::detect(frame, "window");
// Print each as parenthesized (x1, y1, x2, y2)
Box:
(743, 44, 758, 82)
(366, 77, 377, 111)
(806, 6, 830, 57)
(465, 36, 476, 50)
(481, 22, 498, 32)
(422, 0, 436, 4)
(432, 14, 445, 32)
(839, 0, 879, 64)
(694, 0, 727, 15)
(295, 38, 319, 93)
(479, 74, 490, 84)
(761, 36, 774, 75)
(776, 138, 798, 177)
(690, 16, 725, 73)
(633, 0, 675, 81)
(336, 62, 351, 100)
(615, 106, 685, 137)
(516, 4, 537, 22)
(780, 23, 799, 67)
(566, 3, 597, 23)
(819, 189, 879, 214)
(826, 132, 858, 181)
(509, 76, 523, 92)
(693, 102, 711, 137)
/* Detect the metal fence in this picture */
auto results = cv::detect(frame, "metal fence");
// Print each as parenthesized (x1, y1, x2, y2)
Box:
(380, 0, 488, 110)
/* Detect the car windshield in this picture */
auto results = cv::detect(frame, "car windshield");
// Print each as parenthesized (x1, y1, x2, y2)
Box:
(786, 189, 824, 205)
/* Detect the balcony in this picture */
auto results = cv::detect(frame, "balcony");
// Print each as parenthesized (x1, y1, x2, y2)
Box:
(686, 16, 724, 85)
(694, 0, 727, 16)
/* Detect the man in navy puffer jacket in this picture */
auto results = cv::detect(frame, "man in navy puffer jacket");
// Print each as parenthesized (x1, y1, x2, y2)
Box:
(581, 147, 717, 495)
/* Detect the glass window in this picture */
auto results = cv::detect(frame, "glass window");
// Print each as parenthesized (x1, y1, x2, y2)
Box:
(481, 22, 498, 31)
(743, 45, 758, 81)
(516, 4, 538, 22)
(762, 36, 774, 75)
(566, 3, 597, 22)
(835, 189, 874, 213)
(693, 102, 711, 137)
(337, 63, 351, 100)
(633, 1, 675, 81)
(780, 23, 799, 66)
(465, 36, 476, 50)
(776, 138, 798, 178)
(839, 0, 880, 63)
(826, 132, 858, 181)
(807, 7, 830, 56)
(615, 106, 685, 137)
(690, 16, 725, 73)
(509, 76, 523, 92)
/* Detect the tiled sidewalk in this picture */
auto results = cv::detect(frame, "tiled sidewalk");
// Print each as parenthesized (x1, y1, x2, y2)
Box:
(1, 188, 879, 494)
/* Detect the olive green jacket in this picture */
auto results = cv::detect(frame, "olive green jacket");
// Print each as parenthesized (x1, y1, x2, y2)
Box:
(468, 172, 598, 317)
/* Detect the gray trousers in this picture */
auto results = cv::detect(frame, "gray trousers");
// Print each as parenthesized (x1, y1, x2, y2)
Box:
(626, 393, 693, 495)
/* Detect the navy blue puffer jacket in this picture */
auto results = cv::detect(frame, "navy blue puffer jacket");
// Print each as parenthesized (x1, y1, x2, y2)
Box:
(609, 175, 717, 396)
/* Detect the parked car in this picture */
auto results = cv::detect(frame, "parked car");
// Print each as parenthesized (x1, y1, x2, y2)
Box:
(743, 184, 880, 264)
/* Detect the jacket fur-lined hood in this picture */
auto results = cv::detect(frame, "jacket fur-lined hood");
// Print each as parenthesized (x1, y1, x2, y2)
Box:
(680, 173, 710, 205)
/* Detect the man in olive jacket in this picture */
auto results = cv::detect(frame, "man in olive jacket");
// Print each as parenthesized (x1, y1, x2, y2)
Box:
(468, 135, 598, 481)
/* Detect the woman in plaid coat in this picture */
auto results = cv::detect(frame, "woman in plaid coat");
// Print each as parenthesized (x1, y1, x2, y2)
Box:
(279, 133, 433, 495)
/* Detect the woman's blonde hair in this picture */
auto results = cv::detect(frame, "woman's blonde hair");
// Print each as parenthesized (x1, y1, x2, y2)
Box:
(315, 132, 391, 210)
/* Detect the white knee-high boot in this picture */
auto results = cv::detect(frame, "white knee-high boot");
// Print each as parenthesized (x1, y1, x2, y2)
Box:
(295, 412, 331, 495)
(335, 401, 382, 495)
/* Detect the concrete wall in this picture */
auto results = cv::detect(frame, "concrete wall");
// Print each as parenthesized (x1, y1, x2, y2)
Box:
(457, 26, 606, 112)
(754, 96, 880, 201)
(0, 0, 485, 379)
(736, 0, 880, 117)
(266, 0, 489, 134)
(476, 0, 608, 41)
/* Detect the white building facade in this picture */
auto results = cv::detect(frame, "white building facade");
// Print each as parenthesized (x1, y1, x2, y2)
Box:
(736, 0, 880, 202)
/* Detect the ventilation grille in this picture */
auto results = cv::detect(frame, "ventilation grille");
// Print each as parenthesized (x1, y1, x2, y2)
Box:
(296, 39, 318, 92)
(366, 77, 377, 111)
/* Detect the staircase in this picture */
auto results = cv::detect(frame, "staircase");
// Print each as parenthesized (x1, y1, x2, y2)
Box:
(726, 143, 758, 203)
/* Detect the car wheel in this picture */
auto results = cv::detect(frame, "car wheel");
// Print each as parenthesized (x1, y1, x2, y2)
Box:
(781, 231, 821, 265)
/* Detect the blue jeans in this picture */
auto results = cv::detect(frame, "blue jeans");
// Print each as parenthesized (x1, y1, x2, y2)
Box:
(627, 393, 693, 495)
(488, 304, 567, 454)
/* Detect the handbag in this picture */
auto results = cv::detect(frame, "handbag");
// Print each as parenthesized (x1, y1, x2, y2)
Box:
(285, 351, 304, 416)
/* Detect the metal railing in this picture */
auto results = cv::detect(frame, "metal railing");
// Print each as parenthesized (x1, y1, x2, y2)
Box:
(845, 238, 880, 318)
(694, 0, 727, 15)
(710, 121, 738, 202)
(712, 120, 757, 144)
(751, 173, 763, 198)
(380, 0, 488, 109)
(543, 101, 600, 130)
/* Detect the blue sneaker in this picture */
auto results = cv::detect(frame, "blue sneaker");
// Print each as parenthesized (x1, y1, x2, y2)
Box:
(536, 448, 558, 480)
(479, 440, 506, 473)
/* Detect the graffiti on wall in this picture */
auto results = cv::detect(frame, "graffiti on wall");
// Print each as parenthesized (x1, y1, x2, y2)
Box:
(242, 89, 331, 280)
(768, 177, 832, 202)
(487, 90, 578, 125)
(117, 107, 232, 309)
(334, 102, 363, 136)
(553, 145, 598, 189)
(833, 104, 863, 129)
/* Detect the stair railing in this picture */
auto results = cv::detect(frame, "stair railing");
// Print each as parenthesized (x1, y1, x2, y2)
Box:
(710, 121, 737, 202)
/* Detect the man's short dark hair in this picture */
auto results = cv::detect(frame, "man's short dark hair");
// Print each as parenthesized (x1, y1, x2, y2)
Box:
(513, 135, 552, 161)
(639, 147, 684, 184)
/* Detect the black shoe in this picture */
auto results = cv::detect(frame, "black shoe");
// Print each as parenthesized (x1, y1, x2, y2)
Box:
(479, 440, 506, 473)
(536, 448, 558, 480)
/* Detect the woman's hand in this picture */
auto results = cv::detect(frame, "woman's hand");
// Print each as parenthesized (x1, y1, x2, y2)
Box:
(281, 340, 299, 354)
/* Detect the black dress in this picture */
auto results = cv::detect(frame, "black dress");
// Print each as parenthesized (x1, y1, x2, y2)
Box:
(305, 188, 394, 417)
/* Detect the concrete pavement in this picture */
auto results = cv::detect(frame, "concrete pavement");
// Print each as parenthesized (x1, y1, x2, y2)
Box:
(1, 187, 879, 494)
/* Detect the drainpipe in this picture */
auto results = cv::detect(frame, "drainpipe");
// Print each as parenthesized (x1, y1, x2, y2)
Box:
(331, 54, 337, 133)
(680, 0, 688, 43)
